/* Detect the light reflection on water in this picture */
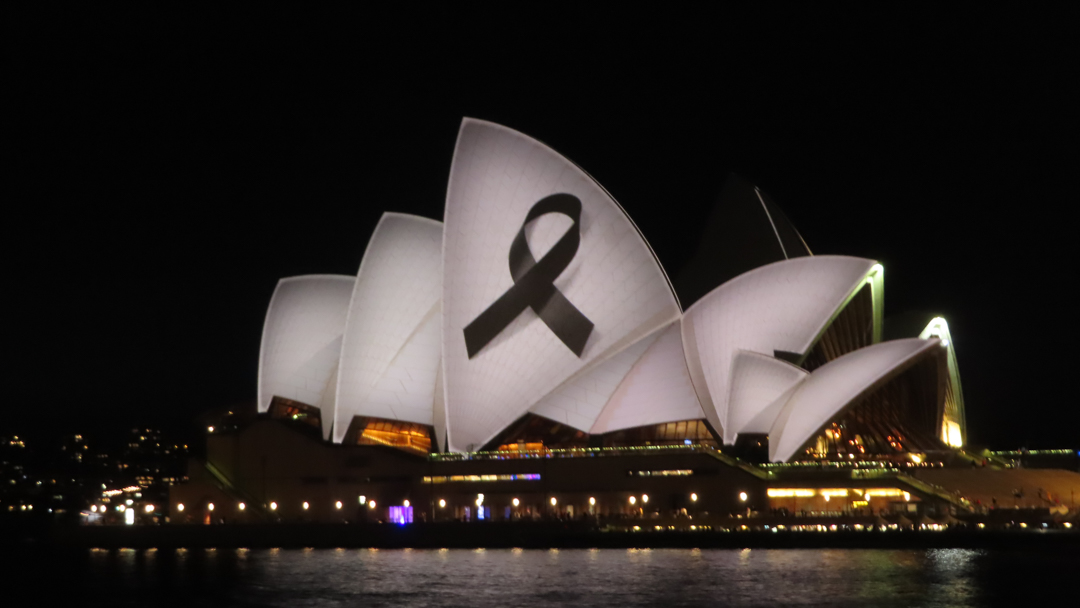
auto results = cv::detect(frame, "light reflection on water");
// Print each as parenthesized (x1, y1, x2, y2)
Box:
(6, 547, 1073, 607)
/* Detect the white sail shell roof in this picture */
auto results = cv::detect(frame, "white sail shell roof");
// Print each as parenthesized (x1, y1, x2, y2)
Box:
(590, 321, 707, 434)
(529, 329, 660, 432)
(441, 118, 681, 452)
(257, 275, 355, 439)
(768, 338, 941, 462)
(682, 256, 879, 443)
(725, 350, 808, 441)
(333, 213, 443, 442)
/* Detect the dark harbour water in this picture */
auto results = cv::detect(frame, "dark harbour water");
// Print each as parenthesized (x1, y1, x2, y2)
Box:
(3, 547, 1076, 607)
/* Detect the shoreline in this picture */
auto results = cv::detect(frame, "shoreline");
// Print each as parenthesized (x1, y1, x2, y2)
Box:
(10, 522, 1078, 551)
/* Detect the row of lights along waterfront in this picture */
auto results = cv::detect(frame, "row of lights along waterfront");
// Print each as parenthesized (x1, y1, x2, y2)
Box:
(173, 491, 730, 518)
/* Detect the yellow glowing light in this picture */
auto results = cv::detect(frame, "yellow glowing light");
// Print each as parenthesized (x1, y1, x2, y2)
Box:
(239, 502, 246, 511)
(739, 492, 748, 502)
(207, 502, 214, 511)
(824, 495, 830, 502)
(1064, 522, 1072, 529)
(628, 496, 637, 505)
(177, 503, 185, 512)
(439, 499, 447, 508)
(270, 502, 278, 510)
(690, 493, 698, 502)
(403, 500, 410, 508)
(368, 500, 376, 509)
(334, 501, 342, 510)
(511, 498, 520, 507)
(550, 497, 557, 506)
(944, 421, 963, 448)
(144, 504, 155, 513)
(302, 502, 309, 510)
(910, 454, 923, 464)
(863, 488, 904, 498)
(767, 489, 815, 498)
(589, 496, 596, 506)
(820, 489, 849, 497)
(1019, 522, 1028, 528)
(903, 492, 911, 502)
(642, 494, 649, 504)
(91, 505, 98, 513)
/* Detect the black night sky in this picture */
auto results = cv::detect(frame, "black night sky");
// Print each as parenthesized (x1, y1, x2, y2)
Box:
(8, 7, 1078, 449)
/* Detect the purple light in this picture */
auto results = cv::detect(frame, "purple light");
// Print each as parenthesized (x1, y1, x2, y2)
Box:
(388, 506, 413, 525)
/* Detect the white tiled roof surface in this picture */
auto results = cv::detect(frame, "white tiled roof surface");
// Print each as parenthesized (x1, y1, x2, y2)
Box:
(257, 275, 355, 439)
(725, 350, 808, 443)
(682, 256, 877, 443)
(333, 213, 443, 442)
(529, 327, 660, 432)
(441, 118, 681, 452)
(591, 321, 707, 434)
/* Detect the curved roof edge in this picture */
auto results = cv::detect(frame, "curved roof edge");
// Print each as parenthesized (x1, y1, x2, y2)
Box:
(681, 256, 880, 440)
(919, 317, 965, 446)
(769, 338, 942, 462)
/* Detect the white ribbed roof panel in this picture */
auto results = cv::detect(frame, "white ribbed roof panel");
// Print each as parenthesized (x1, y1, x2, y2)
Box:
(529, 329, 659, 432)
(682, 256, 877, 442)
(360, 303, 441, 426)
(725, 350, 808, 443)
(333, 213, 443, 442)
(442, 118, 681, 452)
(257, 275, 355, 439)
(769, 338, 941, 462)
(591, 322, 707, 434)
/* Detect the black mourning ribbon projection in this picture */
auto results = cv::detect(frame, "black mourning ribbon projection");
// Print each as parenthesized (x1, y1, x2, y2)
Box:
(464, 193, 594, 359)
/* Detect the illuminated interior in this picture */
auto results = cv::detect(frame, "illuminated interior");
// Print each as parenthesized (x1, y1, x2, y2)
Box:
(766, 487, 918, 513)
(799, 350, 948, 460)
(600, 419, 719, 448)
(343, 416, 433, 455)
(267, 396, 322, 431)
(486, 414, 590, 451)
(800, 282, 876, 372)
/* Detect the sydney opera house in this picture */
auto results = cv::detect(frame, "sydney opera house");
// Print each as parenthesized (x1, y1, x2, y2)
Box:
(170, 119, 1074, 528)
